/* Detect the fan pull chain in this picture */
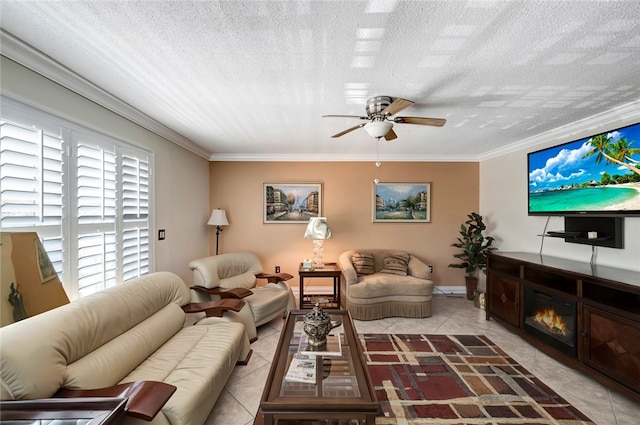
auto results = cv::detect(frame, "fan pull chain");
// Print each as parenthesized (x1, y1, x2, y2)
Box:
(373, 137, 382, 185)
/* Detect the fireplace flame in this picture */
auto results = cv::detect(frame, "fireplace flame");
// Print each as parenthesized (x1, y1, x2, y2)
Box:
(533, 308, 567, 336)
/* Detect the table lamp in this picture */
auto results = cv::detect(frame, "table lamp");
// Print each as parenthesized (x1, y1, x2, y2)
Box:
(303, 217, 332, 269)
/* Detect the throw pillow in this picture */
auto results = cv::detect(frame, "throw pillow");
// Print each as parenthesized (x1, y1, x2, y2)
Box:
(380, 253, 410, 276)
(352, 252, 375, 275)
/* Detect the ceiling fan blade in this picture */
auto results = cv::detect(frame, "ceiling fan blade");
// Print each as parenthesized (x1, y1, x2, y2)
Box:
(381, 98, 414, 116)
(323, 114, 369, 120)
(394, 116, 446, 127)
(331, 123, 365, 138)
(384, 128, 397, 141)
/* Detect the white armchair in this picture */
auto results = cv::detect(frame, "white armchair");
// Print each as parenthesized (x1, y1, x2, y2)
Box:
(189, 252, 296, 341)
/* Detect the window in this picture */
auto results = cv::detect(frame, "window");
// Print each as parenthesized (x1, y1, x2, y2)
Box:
(0, 96, 153, 300)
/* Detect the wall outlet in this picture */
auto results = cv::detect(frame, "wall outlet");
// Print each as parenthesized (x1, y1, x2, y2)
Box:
(275, 266, 280, 273)
(587, 231, 598, 239)
(428, 265, 433, 273)
(158, 229, 166, 240)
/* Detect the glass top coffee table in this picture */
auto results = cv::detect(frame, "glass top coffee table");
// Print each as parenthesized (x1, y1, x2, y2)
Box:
(259, 310, 378, 425)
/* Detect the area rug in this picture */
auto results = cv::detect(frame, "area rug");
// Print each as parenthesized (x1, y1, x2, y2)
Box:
(254, 334, 595, 425)
(362, 334, 594, 424)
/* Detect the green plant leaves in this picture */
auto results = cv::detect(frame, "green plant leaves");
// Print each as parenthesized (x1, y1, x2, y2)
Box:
(448, 212, 496, 277)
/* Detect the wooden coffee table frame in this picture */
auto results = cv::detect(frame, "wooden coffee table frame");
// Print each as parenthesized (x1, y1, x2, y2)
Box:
(259, 309, 378, 425)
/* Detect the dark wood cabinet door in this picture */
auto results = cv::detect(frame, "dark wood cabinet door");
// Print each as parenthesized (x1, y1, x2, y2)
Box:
(583, 306, 640, 394)
(489, 274, 520, 327)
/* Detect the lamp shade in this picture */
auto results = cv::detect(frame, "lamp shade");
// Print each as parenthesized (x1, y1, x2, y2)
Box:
(364, 121, 393, 138)
(303, 217, 332, 240)
(207, 209, 229, 226)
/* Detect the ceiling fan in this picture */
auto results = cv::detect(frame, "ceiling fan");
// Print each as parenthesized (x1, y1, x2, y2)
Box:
(323, 96, 446, 141)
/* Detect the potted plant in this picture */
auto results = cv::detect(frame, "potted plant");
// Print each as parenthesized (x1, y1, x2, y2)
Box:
(449, 212, 497, 300)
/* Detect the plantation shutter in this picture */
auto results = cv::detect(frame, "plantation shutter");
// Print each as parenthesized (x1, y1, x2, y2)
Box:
(73, 140, 118, 296)
(121, 152, 150, 280)
(122, 154, 149, 220)
(0, 117, 65, 280)
(0, 121, 64, 226)
(71, 137, 151, 295)
(1, 96, 154, 300)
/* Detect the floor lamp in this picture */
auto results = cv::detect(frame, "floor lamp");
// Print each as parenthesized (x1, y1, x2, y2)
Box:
(207, 208, 229, 255)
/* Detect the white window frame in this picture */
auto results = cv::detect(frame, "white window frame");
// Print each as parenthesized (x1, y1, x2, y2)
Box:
(1, 96, 155, 300)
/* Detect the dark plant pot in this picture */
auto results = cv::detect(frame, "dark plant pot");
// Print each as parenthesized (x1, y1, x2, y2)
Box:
(465, 276, 478, 300)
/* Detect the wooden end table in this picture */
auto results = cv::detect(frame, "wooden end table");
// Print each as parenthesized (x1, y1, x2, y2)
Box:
(298, 263, 341, 309)
(259, 310, 378, 424)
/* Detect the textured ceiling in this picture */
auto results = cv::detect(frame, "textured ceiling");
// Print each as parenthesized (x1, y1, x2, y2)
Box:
(1, 0, 640, 161)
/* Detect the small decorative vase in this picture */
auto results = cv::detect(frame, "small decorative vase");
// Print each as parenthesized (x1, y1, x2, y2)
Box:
(303, 303, 340, 346)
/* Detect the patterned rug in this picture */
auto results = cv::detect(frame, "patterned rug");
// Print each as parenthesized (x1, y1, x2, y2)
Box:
(362, 334, 594, 425)
(254, 334, 595, 425)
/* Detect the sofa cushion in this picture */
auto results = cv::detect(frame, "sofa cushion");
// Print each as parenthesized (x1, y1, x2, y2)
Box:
(65, 303, 186, 389)
(350, 273, 432, 299)
(244, 283, 291, 326)
(351, 252, 375, 275)
(380, 253, 410, 276)
(120, 321, 245, 425)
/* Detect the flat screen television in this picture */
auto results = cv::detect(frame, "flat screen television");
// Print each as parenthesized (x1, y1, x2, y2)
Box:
(528, 121, 640, 216)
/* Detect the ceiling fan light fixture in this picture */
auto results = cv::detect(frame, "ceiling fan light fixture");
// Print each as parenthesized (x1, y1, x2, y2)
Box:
(364, 121, 393, 139)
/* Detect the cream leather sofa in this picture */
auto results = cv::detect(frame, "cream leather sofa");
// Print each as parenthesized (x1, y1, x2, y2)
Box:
(339, 249, 434, 320)
(0, 271, 251, 425)
(189, 252, 295, 342)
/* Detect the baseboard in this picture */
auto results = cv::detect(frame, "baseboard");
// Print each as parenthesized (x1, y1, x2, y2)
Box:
(293, 286, 466, 297)
(291, 286, 334, 296)
(434, 286, 466, 297)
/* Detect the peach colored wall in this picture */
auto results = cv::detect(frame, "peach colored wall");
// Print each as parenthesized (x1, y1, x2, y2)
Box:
(208, 161, 479, 289)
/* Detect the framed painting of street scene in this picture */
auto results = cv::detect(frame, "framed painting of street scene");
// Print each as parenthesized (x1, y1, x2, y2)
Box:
(263, 183, 322, 223)
(373, 182, 430, 223)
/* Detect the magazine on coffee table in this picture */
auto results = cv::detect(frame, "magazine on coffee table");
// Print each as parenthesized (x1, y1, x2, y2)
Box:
(298, 333, 342, 357)
(285, 353, 317, 384)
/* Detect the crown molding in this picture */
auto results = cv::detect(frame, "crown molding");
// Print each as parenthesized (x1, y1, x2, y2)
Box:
(478, 99, 640, 161)
(209, 153, 480, 162)
(0, 30, 211, 160)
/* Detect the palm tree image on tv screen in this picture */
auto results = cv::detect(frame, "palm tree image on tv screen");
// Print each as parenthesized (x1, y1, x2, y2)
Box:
(528, 122, 640, 215)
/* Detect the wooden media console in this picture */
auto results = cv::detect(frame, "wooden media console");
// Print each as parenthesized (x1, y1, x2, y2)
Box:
(486, 251, 640, 402)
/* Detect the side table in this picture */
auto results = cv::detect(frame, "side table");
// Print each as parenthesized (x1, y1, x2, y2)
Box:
(298, 263, 341, 309)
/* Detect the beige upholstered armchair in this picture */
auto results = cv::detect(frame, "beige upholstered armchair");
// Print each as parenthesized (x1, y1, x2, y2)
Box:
(189, 252, 296, 341)
(338, 249, 434, 320)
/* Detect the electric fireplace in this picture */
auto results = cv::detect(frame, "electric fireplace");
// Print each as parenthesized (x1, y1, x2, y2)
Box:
(523, 285, 577, 358)
(488, 252, 640, 401)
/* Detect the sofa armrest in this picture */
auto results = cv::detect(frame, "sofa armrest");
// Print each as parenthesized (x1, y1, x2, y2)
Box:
(189, 256, 222, 288)
(338, 251, 358, 286)
(191, 285, 253, 299)
(182, 299, 246, 317)
(255, 272, 293, 284)
(408, 256, 432, 280)
(54, 381, 176, 421)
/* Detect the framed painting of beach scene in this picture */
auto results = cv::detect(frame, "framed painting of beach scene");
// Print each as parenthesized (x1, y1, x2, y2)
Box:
(373, 182, 430, 223)
(264, 183, 322, 223)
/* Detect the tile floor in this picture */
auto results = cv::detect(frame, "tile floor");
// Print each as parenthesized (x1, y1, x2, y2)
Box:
(205, 294, 640, 425)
